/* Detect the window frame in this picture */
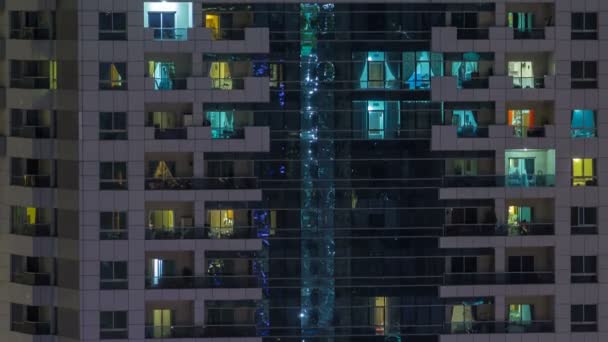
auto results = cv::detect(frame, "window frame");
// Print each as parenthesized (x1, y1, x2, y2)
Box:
(571, 158, 596, 186)
(571, 13, 597, 40)
(100, 261, 128, 289)
(98, 12, 127, 40)
(99, 112, 127, 140)
(100, 310, 128, 339)
(99, 162, 128, 190)
(571, 61, 597, 88)
(571, 256, 597, 283)
(571, 304, 597, 332)
(99, 62, 128, 90)
(99, 211, 128, 240)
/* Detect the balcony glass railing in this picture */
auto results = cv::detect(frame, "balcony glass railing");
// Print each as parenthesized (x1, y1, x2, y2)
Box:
(152, 28, 188, 41)
(10, 28, 53, 40)
(513, 28, 546, 39)
(443, 223, 554, 236)
(512, 126, 546, 138)
(144, 325, 257, 338)
(152, 77, 188, 90)
(154, 127, 187, 139)
(10, 175, 52, 187)
(443, 321, 554, 334)
(100, 279, 128, 290)
(145, 177, 257, 190)
(11, 272, 52, 286)
(145, 275, 259, 289)
(443, 272, 554, 285)
(99, 229, 128, 240)
(11, 126, 53, 139)
(442, 174, 555, 187)
(145, 226, 259, 240)
(512, 77, 545, 89)
(210, 127, 245, 139)
(10, 77, 51, 89)
(11, 223, 53, 237)
(11, 321, 52, 335)
(456, 28, 489, 39)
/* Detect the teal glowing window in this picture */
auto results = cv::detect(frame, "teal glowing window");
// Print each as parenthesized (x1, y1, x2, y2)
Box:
(357, 51, 398, 89)
(451, 110, 478, 137)
(451, 53, 480, 88)
(205, 111, 235, 139)
(571, 109, 596, 138)
(367, 101, 385, 139)
(403, 51, 442, 90)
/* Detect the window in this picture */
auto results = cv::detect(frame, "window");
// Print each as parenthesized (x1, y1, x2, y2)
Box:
(100, 311, 128, 339)
(508, 61, 537, 88)
(99, 112, 127, 140)
(99, 162, 127, 190)
(404, 51, 442, 90)
(100, 261, 128, 289)
(572, 158, 596, 186)
(571, 256, 597, 283)
(571, 110, 596, 138)
(571, 207, 597, 235)
(508, 256, 534, 272)
(571, 305, 597, 332)
(207, 209, 235, 238)
(99, 62, 127, 90)
(99, 13, 126, 40)
(100, 212, 127, 240)
(450, 257, 477, 273)
(571, 13, 597, 40)
(571, 61, 597, 88)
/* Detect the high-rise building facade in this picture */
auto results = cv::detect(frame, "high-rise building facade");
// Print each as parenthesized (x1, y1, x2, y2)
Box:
(0, 0, 605, 341)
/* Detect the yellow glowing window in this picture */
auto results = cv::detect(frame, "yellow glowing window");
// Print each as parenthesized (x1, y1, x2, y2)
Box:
(152, 309, 172, 338)
(205, 14, 220, 40)
(572, 158, 595, 186)
(209, 62, 232, 89)
(207, 209, 234, 238)
(372, 296, 386, 335)
(26, 207, 37, 224)
(49, 60, 57, 89)
(148, 210, 175, 229)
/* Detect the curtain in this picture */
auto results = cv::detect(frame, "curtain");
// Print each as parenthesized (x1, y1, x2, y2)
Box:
(110, 63, 122, 88)
(571, 110, 595, 137)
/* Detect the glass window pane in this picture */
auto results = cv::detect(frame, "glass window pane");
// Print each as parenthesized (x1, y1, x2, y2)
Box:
(114, 112, 126, 129)
(99, 13, 112, 30)
(114, 262, 127, 278)
(114, 311, 128, 328)
(100, 312, 114, 329)
(585, 13, 597, 30)
(113, 13, 126, 30)
(585, 62, 597, 78)
(571, 256, 583, 273)
(100, 112, 112, 130)
(100, 262, 113, 278)
(100, 163, 113, 179)
(571, 305, 583, 321)
(572, 62, 584, 78)
(584, 305, 597, 321)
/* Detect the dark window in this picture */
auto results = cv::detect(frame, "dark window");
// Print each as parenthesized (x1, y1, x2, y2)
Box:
(507, 256, 534, 272)
(100, 311, 128, 339)
(571, 256, 597, 283)
(100, 261, 128, 289)
(100, 212, 127, 240)
(571, 13, 597, 40)
(99, 62, 127, 90)
(99, 162, 128, 190)
(571, 304, 597, 332)
(571, 207, 597, 235)
(99, 13, 127, 40)
(450, 256, 477, 273)
(99, 112, 127, 140)
(571, 61, 597, 88)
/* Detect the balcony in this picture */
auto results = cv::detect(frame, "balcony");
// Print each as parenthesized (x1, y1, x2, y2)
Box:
(442, 321, 554, 334)
(443, 223, 553, 237)
(441, 174, 555, 188)
(443, 272, 554, 285)
(506, 4, 554, 41)
(11, 272, 52, 286)
(11, 223, 53, 237)
(146, 275, 259, 289)
(10, 175, 53, 187)
(10, 304, 54, 335)
(143, 2, 193, 41)
(145, 177, 257, 190)
(144, 325, 257, 339)
(145, 53, 192, 90)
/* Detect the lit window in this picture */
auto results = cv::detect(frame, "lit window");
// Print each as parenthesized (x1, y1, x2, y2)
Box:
(572, 158, 596, 186)
(508, 109, 534, 137)
(404, 51, 442, 90)
(99, 62, 127, 90)
(209, 62, 232, 89)
(148, 210, 175, 229)
(207, 209, 234, 238)
(367, 101, 385, 139)
(205, 111, 235, 138)
(571, 110, 595, 138)
(508, 61, 536, 88)
(205, 14, 220, 40)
